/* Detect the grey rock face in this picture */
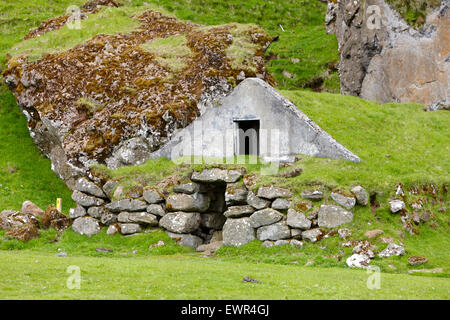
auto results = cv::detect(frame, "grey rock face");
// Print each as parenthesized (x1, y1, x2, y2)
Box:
(120, 223, 142, 235)
(271, 198, 291, 210)
(318, 205, 353, 228)
(222, 218, 255, 247)
(249, 208, 283, 228)
(262, 240, 274, 248)
(166, 193, 210, 213)
(300, 190, 323, 200)
(147, 204, 166, 217)
(247, 191, 271, 210)
(224, 205, 255, 218)
(106, 224, 120, 235)
(331, 191, 356, 210)
(301, 228, 323, 242)
(69, 205, 86, 219)
(201, 213, 226, 230)
(159, 212, 201, 234)
(257, 186, 292, 200)
(256, 221, 290, 241)
(291, 228, 303, 239)
(351, 185, 369, 206)
(166, 232, 204, 249)
(191, 169, 242, 184)
(327, 0, 449, 108)
(118, 211, 158, 226)
(143, 187, 165, 204)
(75, 177, 106, 198)
(72, 190, 105, 207)
(225, 184, 248, 205)
(87, 206, 108, 219)
(72, 217, 101, 237)
(105, 199, 148, 213)
(286, 209, 312, 230)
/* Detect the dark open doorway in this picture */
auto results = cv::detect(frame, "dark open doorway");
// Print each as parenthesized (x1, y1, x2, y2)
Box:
(235, 120, 260, 156)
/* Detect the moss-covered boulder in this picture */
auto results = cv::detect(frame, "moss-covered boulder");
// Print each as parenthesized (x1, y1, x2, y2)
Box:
(2, 0, 275, 188)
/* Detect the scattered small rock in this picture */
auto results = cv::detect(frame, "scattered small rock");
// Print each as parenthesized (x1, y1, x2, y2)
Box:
(408, 256, 428, 266)
(96, 248, 113, 253)
(300, 190, 323, 200)
(149, 240, 165, 250)
(338, 228, 352, 240)
(346, 254, 370, 268)
(389, 199, 405, 213)
(365, 229, 384, 239)
(56, 252, 68, 257)
(242, 276, 262, 284)
(378, 243, 405, 258)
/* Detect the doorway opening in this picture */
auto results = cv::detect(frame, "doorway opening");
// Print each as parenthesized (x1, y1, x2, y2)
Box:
(235, 120, 260, 156)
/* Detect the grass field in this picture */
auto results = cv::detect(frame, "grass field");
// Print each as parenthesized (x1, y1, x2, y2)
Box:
(1, 251, 449, 300)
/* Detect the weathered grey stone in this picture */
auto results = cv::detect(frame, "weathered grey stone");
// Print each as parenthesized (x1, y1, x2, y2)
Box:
(222, 218, 255, 247)
(150, 78, 361, 163)
(365, 229, 384, 239)
(327, 0, 449, 108)
(351, 185, 368, 206)
(257, 186, 292, 199)
(318, 205, 353, 228)
(338, 228, 352, 240)
(142, 187, 165, 204)
(75, 177, 106, 198)
(100, 212, 118, 226)
(147, 204, 166, 217)
(166, 232, 204, 249)
(287, 208, 312, 230)
(72, 217, 101, 237)
(211, 230, 223, 242)
(105, 199, 148, 213)
(159, 212, 201, 234)
(378, 243, 406, 258)
(271, 198, 291, 210)
(87, 206, 108, 219)
(290, 239, 303, 249)
(247, 191, 270, 210)
(201, 213, 226, 230)
(0, 211, 39, 231)
(118, 211, 158, 226)
(225, 183, 248, 205)
(173, 182, 205, 194)
(106, 223, 120, 235)
(291, 228, 303, 239)
(21, 201, 45, 217)
(262, 240, 274, 248)
(389, 199, 405, 213)
(352, 240, 375, 259)
(301, 228, 323, 242)
(300, 190, 323, 200)
(274, 239, 290, 246)
(256, 221, 290, 241)
(224, 205, 255, 218)
(120, 223, 142, 235)
(166, 193, 210, 213)
(346, 254, 370, 269)
(191, 169, 242, 184)
(72, 190, 105, 207)
(249, 208, 283, 228)
(331, 191, 356, 210)
(102, 180, 119, 199)
(69, 205, 86, 219)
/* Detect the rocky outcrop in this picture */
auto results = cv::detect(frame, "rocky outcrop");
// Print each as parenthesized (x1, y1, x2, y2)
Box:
(326, 0, 449, 109)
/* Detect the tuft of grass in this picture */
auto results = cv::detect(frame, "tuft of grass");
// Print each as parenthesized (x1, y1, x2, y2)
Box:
(141, 34, 194, 72)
